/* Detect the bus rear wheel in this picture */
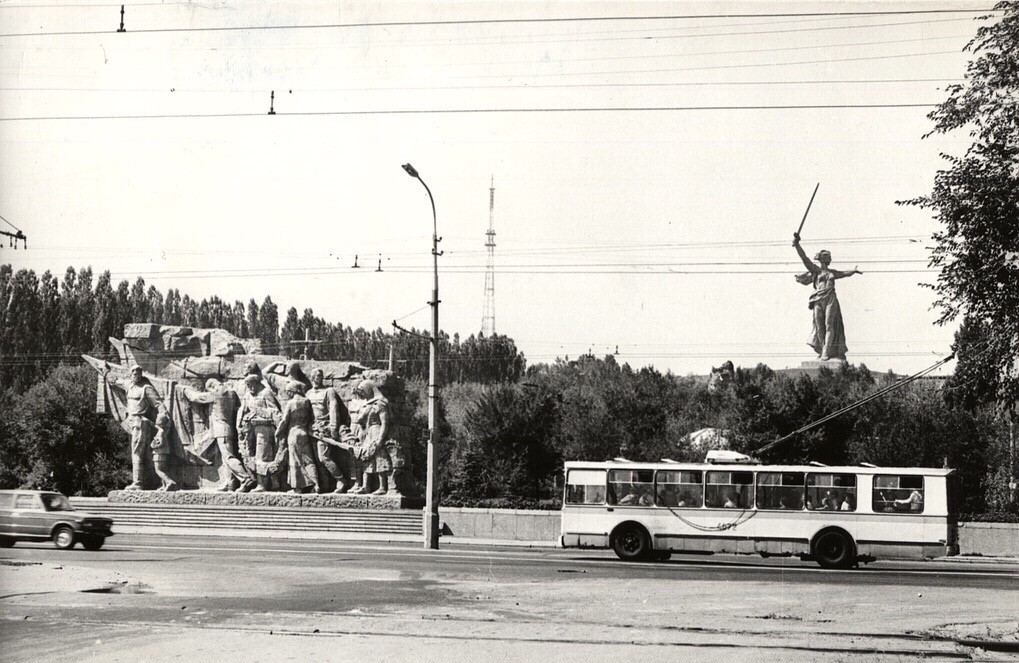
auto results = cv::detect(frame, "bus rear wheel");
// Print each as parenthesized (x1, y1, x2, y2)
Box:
(612, 523, 651, 562)
(813, 529, 856, 569)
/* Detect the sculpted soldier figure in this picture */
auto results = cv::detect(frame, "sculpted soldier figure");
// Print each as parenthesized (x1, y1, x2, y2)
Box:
(238, 373, 285, 492)
(150, 412, 176, 491)
(103, 364, 169, 491)
(276, 380, 320, 494)
(350, 379, 405, 496)
(182, 378, 252, 492)
(307, 369, 353, 493)
(793, 232, 862, 362)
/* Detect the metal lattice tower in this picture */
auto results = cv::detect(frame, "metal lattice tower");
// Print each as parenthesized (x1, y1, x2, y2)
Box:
(481, 176, 496, 336)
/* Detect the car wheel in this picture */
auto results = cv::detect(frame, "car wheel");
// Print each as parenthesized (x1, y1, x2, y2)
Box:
(52, 526, 75, 550)
(0, 537, 14, 548)
(82, 536, 105, 551)
(612, 523, 651, 561)
(814, 530, 855, 569)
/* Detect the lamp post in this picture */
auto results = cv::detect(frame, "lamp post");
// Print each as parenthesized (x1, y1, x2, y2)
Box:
(402, 162, 441, 550)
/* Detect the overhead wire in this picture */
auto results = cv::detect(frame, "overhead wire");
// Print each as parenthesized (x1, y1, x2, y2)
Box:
(0, 102, 942, 122)
(0, 78, 963, 94)
(0, 9, 998, 39)
(0, 214, 24, 233)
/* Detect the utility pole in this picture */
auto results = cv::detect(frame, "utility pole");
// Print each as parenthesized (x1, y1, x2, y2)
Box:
(389, 324, 396, 372)
(402, 163, 441, 550)
(292, 329, 321, 361)
(481, 176, 496, 336)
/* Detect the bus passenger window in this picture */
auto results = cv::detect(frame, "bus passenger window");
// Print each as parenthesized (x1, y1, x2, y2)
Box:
(756, 472, 804, 510)
(655, 470, 703, 508)
(609, 469, 654, 507)
(705, 471, 753, 509)
(566, 470, 607, 505)
(874, 475, 924, 513)
(806, 473, 857, 512)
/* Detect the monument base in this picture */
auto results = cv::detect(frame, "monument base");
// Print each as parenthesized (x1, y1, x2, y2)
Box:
(108, 489, 423, 510)
(800, 358, 848, 370)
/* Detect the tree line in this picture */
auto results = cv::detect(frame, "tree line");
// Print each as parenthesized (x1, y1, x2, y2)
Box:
(0, 264, 525, 391)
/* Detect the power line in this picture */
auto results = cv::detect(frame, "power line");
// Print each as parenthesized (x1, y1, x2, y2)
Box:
(0, 8, 998, 38)
(457, 49, 962, 79)
(0, 236, 929, 266)
(0, 214, 24, 233)
(0, 78, 962, 94)
(0, 102, 940, 122)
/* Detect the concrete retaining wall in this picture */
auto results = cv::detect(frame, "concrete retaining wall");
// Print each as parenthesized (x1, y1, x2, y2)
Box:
(439, 509, 1019, 557)
(957, 521, 1019, 557)
(438, 507, 559, 544)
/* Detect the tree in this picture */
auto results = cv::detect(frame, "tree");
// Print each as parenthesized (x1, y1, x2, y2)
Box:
(900, 3, 1019, 403)
(0, 364, 130, 495)
(257, 296, 279, 353)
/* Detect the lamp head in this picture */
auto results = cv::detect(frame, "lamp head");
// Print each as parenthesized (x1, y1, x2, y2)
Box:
(402, 163, 419, 178)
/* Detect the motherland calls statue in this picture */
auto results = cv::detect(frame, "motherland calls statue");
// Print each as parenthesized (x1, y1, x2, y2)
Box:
(793, 232, 862, 362)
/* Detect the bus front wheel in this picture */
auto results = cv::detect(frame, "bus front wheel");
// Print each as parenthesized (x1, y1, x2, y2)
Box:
(813, 529, 856, 569)
(612, 523, 651, 562)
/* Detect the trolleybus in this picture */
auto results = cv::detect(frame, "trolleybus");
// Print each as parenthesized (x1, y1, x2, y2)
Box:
(561, 458, 958, 568)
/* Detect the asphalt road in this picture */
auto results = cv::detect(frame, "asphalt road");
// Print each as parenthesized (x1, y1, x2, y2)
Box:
(2, 534, 1017, 662)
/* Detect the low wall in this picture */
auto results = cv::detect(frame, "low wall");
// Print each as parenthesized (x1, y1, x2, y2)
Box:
(438, 507, 560, 544)
(957, 521, 1019, 557)
(438, 509, 1019, 557)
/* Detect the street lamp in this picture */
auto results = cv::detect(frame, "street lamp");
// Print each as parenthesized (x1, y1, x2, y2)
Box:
(402, 162, 441, 550)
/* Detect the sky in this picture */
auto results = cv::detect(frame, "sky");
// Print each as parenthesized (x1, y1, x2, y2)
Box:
(0, 0, 1002, 376)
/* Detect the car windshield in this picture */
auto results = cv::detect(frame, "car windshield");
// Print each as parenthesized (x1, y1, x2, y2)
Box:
(40, 494, 73, 511)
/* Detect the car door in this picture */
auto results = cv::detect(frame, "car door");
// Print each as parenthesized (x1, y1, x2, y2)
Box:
(0, 493, 14, 535)
(11, 493, 46, 538)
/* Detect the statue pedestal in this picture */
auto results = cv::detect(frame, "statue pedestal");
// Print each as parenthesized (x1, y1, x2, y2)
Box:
(800, 359, 848, 370)
(108, 490, 423, 510)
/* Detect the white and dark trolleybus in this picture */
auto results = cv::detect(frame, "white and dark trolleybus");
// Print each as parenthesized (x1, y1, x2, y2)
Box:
(560, 456, 958, 568)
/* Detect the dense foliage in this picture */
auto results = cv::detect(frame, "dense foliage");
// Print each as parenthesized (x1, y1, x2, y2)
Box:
(900, 2, 1019, 404)
(433, 354, 1012, 517)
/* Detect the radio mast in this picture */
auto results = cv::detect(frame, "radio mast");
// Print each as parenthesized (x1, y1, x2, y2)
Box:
(481, 176, 496, 336)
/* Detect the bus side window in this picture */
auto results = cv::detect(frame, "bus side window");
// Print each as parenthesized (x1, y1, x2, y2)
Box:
(756, 472, 804, 510)
(705, 471, 753, 508)
(656, 470, 703, 508)
(806, 473, 857, 512)
(610, 469, 654, 507)
(873, 475, 924, 513)
(566, 470, 607, 505)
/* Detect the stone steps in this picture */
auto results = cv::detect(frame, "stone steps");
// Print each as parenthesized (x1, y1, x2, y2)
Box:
(70, 497, 423, 541)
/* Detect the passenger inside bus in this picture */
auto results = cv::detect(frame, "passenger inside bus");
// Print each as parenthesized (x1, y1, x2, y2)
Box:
(618, 486, 653, 506)
(723, 492, 739, 508)
(840, 495, 853, 511)
(894, 489, 923, 512)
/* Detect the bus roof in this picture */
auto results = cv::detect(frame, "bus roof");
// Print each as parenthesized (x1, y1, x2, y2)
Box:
(562, 460, 954, 476)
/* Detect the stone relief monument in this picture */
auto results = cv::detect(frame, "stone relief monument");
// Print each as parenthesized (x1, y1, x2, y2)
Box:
(792, 232, 862, 364)
(84, 324, 418, 508)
